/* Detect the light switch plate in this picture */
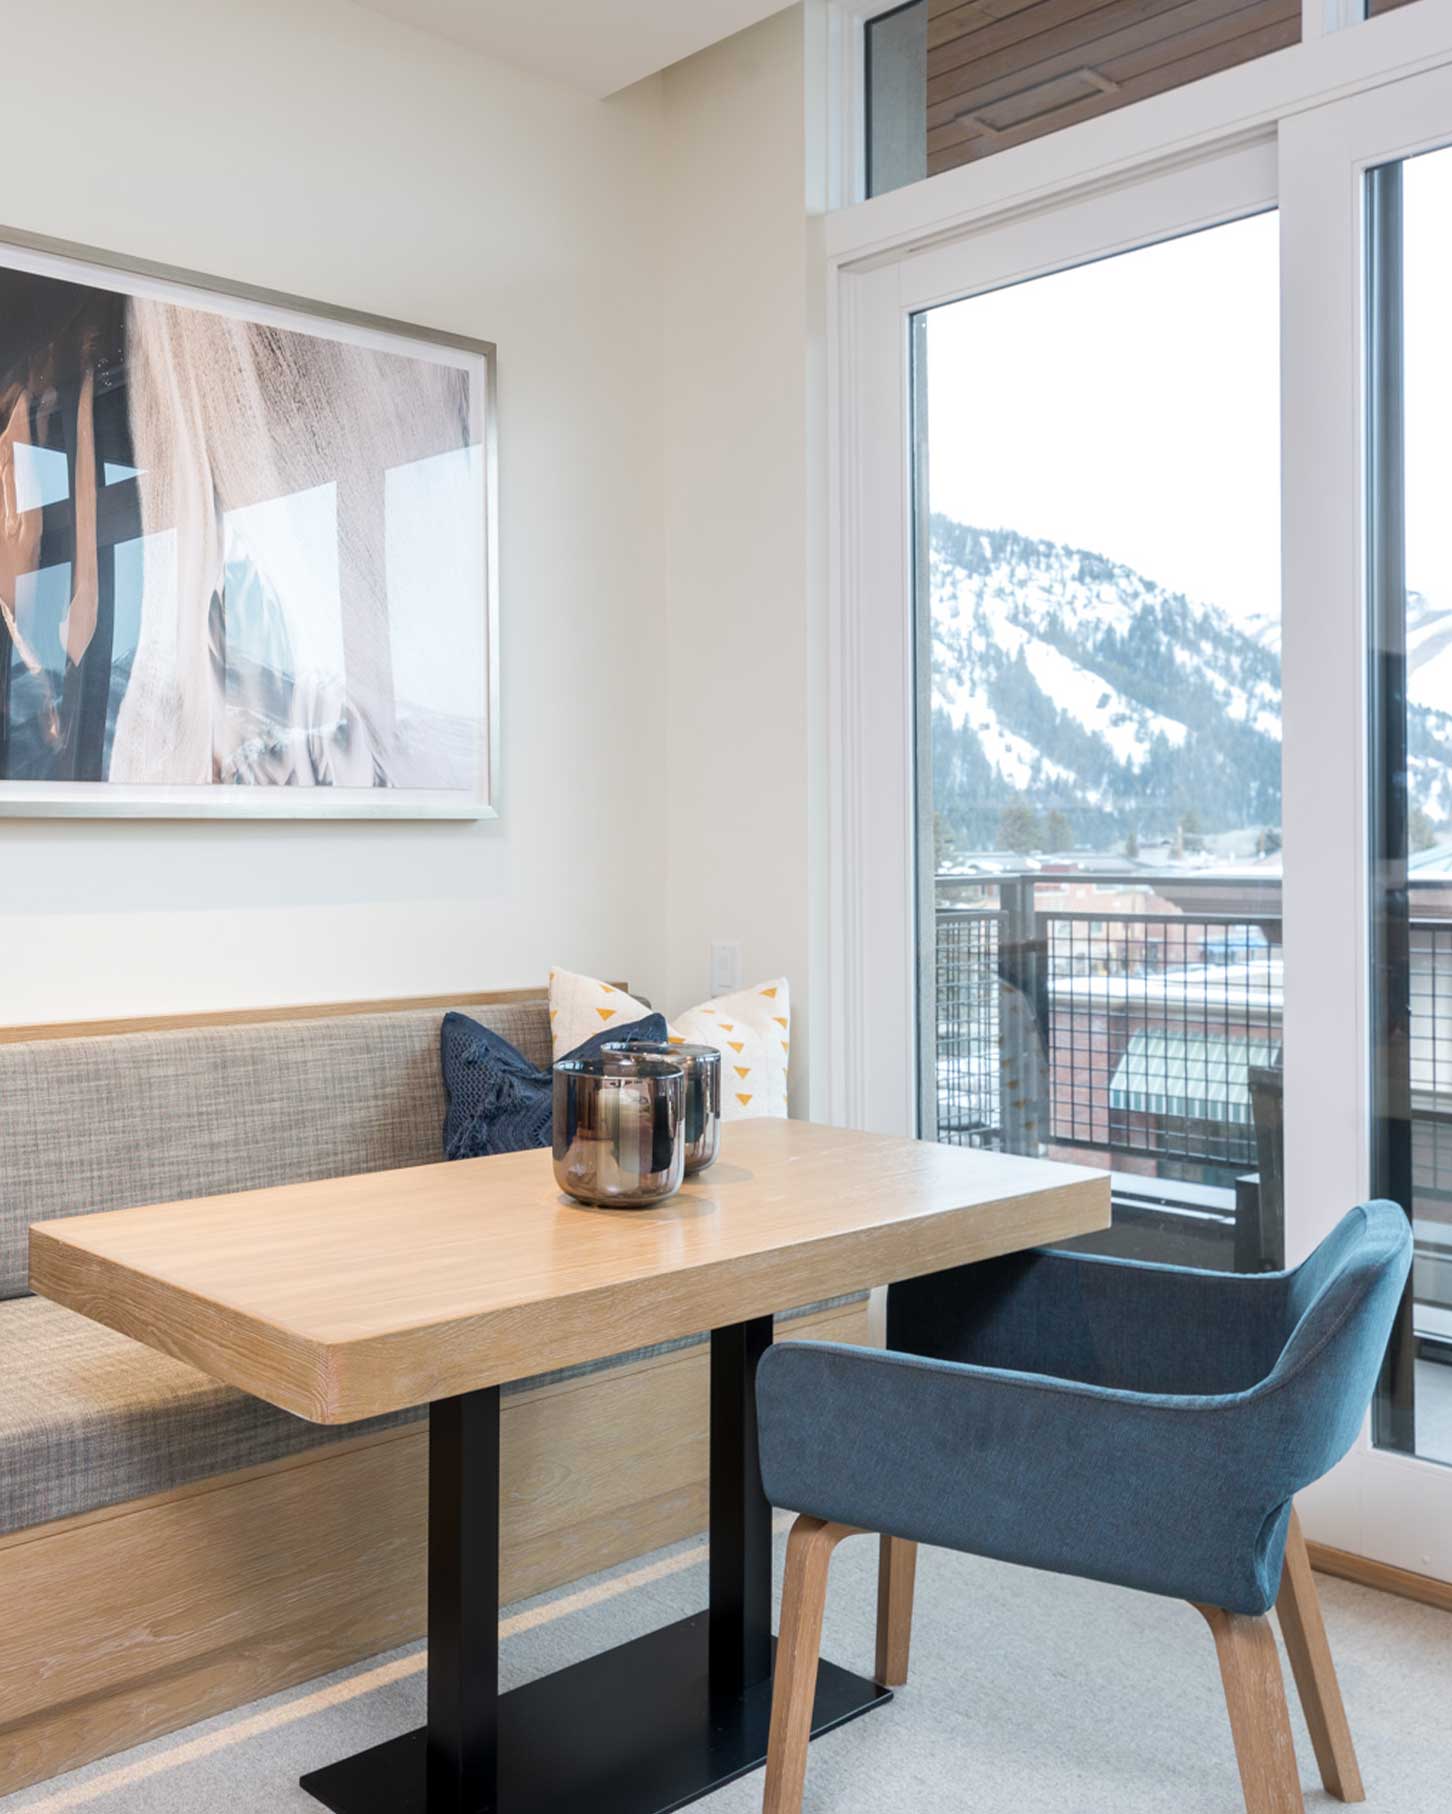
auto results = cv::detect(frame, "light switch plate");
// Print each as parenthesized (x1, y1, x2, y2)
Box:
(710, 941, 742, 996)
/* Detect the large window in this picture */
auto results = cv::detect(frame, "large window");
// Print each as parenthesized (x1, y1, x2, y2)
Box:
(1369, 142, 1452, 1465)
(914, 212, 1283, 1267)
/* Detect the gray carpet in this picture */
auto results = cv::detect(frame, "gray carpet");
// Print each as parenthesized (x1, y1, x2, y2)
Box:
(6, 1522, 1449, 1812)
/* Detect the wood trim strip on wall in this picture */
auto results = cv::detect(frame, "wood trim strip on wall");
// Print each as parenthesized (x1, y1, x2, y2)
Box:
(1308, 1540, 1452, 1617)
(0, 984, 630, 1045)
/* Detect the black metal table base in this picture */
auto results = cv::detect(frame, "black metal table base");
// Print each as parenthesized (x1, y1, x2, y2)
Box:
(301, 1612, 888, 1814)
(302, 1317, 887, 1813)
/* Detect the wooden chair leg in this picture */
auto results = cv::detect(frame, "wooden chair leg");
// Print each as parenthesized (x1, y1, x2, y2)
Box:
(1195, 1603, 1305, 1814)
(764, 1516, 859, 1814)
(875, 1535, 918, 1686)
(1275, 1509, 1366, 1802)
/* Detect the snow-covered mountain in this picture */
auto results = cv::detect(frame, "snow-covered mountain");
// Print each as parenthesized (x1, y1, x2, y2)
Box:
(930, 517, 1452, 851)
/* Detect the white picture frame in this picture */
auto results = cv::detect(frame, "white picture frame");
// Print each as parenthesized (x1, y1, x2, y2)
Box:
(0, 226, 498, 819)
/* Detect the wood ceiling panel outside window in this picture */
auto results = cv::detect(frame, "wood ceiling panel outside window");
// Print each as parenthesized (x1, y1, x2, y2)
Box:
(865, 0, 1303, 195)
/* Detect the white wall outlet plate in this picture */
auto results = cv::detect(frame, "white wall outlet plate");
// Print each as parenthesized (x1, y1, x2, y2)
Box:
(710, 941, 742, 996)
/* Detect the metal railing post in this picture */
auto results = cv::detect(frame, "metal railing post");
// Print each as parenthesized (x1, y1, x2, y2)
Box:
(997, 876, 1049, 1156)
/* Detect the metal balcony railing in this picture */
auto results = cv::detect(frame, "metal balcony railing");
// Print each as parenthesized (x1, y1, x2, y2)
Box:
(931, 867, 1452, 1345)
(933, 870, 1452, 1221)
(932, 872, 1285, 1194)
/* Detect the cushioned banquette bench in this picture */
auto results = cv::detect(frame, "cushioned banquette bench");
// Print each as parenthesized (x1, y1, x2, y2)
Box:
(0, 989, 867, 1797)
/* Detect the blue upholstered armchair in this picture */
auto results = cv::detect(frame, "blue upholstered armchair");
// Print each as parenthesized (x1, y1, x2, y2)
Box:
(755, 1202, 1412, 1814)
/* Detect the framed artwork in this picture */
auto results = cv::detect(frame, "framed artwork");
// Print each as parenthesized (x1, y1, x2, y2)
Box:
(0, 228, 496, 818)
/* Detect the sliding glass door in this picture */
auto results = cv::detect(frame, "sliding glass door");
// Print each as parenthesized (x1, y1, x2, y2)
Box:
(838, 77, 1452, 1571)
(910, 182, 1284, 1269)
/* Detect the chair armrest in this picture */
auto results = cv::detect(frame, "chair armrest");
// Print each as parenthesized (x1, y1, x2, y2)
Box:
(756, 1339, 1293, 1615)
(887, 1245, 1291, 1396)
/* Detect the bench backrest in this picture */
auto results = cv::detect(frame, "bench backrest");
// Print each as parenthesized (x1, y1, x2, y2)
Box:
(0, 998, 551, 1302)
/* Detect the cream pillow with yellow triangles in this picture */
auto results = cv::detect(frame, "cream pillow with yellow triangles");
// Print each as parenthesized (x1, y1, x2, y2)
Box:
(674, 980, 791, 1119)
(548, 968, 790, 1120)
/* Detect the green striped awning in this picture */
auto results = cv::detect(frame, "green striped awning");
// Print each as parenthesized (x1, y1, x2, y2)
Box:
(1108, 1033, 1280, 1125)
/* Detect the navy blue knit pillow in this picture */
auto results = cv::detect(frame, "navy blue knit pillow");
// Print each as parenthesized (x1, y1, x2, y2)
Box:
(441, 1010, 669, 1160)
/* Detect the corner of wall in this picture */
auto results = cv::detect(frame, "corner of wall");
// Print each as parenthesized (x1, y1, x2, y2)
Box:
(657, 8, 826, 1116)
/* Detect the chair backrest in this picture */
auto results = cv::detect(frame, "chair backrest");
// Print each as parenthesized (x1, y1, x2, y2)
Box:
(1262, 1200, 1412, 1492)
(0, 999, 552, 1302)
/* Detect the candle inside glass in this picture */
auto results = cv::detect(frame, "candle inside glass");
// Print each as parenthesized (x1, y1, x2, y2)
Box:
(603, 1040, 721, 1173)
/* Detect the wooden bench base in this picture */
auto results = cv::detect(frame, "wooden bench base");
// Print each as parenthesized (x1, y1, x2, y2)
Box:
(0, 1298, 867, 1798)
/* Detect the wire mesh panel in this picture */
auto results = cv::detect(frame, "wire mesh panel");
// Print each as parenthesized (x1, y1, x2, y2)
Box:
(932, 880, 1284, 1190)
(1410, 919, 1452, 1217)
(935, 908, 1002, 1146)
(1045, 911, 1282, 1181)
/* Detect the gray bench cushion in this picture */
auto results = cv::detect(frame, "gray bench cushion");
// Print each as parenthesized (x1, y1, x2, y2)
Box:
(0, 1295, 865, 1536)
(0, 1293, 424, 1533)
(0, 1002, 550, 1301)
(0, 997, 866, 1539)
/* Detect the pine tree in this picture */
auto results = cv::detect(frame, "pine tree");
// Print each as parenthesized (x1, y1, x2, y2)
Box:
(933, 811, 958, 873)
(1045, 808, 1072, 851)
(997, 801, 1040, 854)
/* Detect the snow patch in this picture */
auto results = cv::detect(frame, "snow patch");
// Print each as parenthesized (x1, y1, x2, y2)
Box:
(1021, 638, 1188, 765)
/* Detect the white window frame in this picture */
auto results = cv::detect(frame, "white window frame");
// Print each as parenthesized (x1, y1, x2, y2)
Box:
(824, 6, 1452, 1574)
(1277, 59, 1452, 1577)
(824, 0, 1386, 212)
(826, 0, 1449, 247)
(818, 0, 923, 212)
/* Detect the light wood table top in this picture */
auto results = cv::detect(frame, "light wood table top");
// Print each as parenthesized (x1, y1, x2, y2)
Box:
(30, 1118, 1109, 1425)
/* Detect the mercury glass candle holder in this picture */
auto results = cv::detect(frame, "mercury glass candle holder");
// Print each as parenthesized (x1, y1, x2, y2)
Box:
(606, 1040, 721, 1173)
(552, 1051, 686, 1208)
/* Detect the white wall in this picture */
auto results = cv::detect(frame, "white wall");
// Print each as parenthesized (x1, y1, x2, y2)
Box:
(659, 7, 825, 1110)
(0, 0, 669, 1025)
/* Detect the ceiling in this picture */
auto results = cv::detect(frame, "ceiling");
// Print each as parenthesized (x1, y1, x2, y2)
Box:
(350, 0, 789, 97)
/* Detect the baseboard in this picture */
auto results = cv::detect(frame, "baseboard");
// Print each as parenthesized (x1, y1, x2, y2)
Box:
(1307, 1541, 1452, 1615)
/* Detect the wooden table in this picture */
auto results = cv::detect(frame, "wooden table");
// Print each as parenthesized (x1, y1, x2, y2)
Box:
(30, 1118, 1108, 1814)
